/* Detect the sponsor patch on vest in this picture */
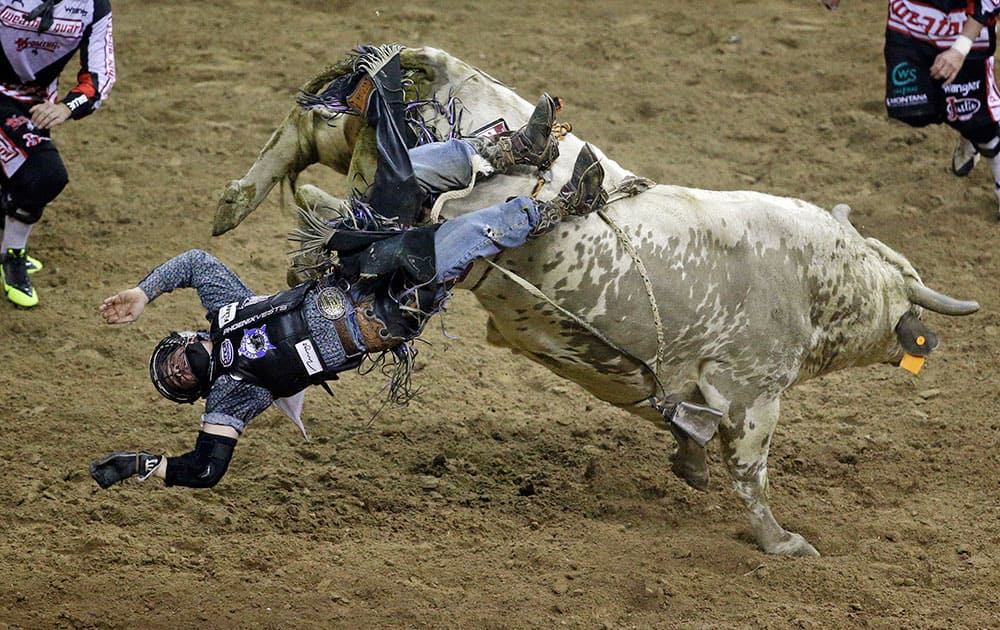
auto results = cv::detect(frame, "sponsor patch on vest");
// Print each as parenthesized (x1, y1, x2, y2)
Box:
(222, 303, 290, 336)
(218, 302, 238, 328)
(295, 339, 323, 375)
(238, 325, 276, 360)
(316, 287, 348, 320)
(220, 339, 234, 367)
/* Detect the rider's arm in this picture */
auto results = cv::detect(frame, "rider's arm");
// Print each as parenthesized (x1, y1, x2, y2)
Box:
(160, 378, 273, 488)
(137, 249, 255, 313)
(61, 0, 116, 120)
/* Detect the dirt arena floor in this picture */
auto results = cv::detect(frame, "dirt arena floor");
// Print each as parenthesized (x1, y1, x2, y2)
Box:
(1, 1, 998, 628)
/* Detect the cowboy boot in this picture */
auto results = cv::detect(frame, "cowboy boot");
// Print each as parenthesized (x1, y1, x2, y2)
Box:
(530, 143, 608, 238)
(467, 93, 560, 172)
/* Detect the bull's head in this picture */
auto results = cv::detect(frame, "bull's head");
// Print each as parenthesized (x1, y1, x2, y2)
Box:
(830, 204, 980, 374)
(893, 280, 980, 373)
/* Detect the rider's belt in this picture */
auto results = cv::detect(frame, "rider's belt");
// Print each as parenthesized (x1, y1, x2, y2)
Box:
(330, 315, 362, 356)
(355, 296, 405, 353)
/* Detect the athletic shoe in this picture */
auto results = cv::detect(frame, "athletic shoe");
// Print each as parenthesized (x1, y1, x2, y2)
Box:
(25, 254, 42, 274)
(952, 137, 979, 177)
(2, 248, 37, 307)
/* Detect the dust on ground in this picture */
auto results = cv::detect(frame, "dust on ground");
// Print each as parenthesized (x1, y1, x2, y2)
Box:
(1, 1, 998, 628)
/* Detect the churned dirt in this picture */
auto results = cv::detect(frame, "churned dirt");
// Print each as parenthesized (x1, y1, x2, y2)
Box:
(1, 1, 998, 628)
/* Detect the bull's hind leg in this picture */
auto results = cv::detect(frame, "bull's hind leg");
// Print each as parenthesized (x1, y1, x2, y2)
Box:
(702, 386, 819, 557)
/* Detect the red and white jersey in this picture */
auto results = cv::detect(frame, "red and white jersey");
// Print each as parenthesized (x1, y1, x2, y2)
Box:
(886, 0, 994, 53)
(0, 0, 114, 119)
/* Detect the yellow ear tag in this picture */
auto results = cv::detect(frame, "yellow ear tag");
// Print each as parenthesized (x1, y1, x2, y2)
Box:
(900, 353, 925, 375)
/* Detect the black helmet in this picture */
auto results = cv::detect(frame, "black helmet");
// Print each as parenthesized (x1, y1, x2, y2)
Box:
(149, 331, 214, 404)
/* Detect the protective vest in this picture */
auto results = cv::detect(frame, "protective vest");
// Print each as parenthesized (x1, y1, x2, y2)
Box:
(207, 283, 356, 399)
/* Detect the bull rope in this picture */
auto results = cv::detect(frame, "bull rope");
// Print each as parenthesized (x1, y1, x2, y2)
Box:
(595, 176, 666, 371)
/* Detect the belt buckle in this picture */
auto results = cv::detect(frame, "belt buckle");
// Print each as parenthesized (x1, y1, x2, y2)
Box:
(316, 286, 348, 320)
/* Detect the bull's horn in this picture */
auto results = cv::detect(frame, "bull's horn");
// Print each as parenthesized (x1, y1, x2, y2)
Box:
(906, 282, 980, 316)
(831, 203, 852, 224)
(831, 204, 863, 238)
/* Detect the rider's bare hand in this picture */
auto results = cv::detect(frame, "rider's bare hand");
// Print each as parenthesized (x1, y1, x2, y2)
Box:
(99, 287, 149, 324)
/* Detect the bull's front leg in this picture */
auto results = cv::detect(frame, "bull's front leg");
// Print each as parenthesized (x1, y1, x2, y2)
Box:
(710, 394, 820, 557)
(214, 109, 310, 235)
(213, 110, 358, 236)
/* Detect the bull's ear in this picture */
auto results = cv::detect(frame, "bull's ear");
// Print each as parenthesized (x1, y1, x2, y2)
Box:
(895, 311, 939, 356)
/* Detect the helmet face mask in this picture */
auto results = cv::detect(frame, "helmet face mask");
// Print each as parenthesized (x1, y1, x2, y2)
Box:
(149, 332, 213, 404)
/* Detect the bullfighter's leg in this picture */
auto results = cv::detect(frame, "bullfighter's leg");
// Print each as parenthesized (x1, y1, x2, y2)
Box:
(700, 381, 819, 557)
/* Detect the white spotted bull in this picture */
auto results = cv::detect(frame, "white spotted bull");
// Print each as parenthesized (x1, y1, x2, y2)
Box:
(213, 46, 980, 557)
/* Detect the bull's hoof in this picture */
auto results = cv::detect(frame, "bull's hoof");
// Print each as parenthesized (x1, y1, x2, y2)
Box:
(295, 184, 344, 213)
(213, 181, 257, 236)
(763, 532, 820, 557)
(670, 453, 710, 491)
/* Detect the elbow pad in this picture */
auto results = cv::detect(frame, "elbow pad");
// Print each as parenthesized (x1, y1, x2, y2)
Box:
(164, 431, 237, 488)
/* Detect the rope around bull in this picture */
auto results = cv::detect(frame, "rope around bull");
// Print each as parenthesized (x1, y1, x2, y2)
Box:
(424, 104, 668, 387)
(471, 174, 668, 406)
